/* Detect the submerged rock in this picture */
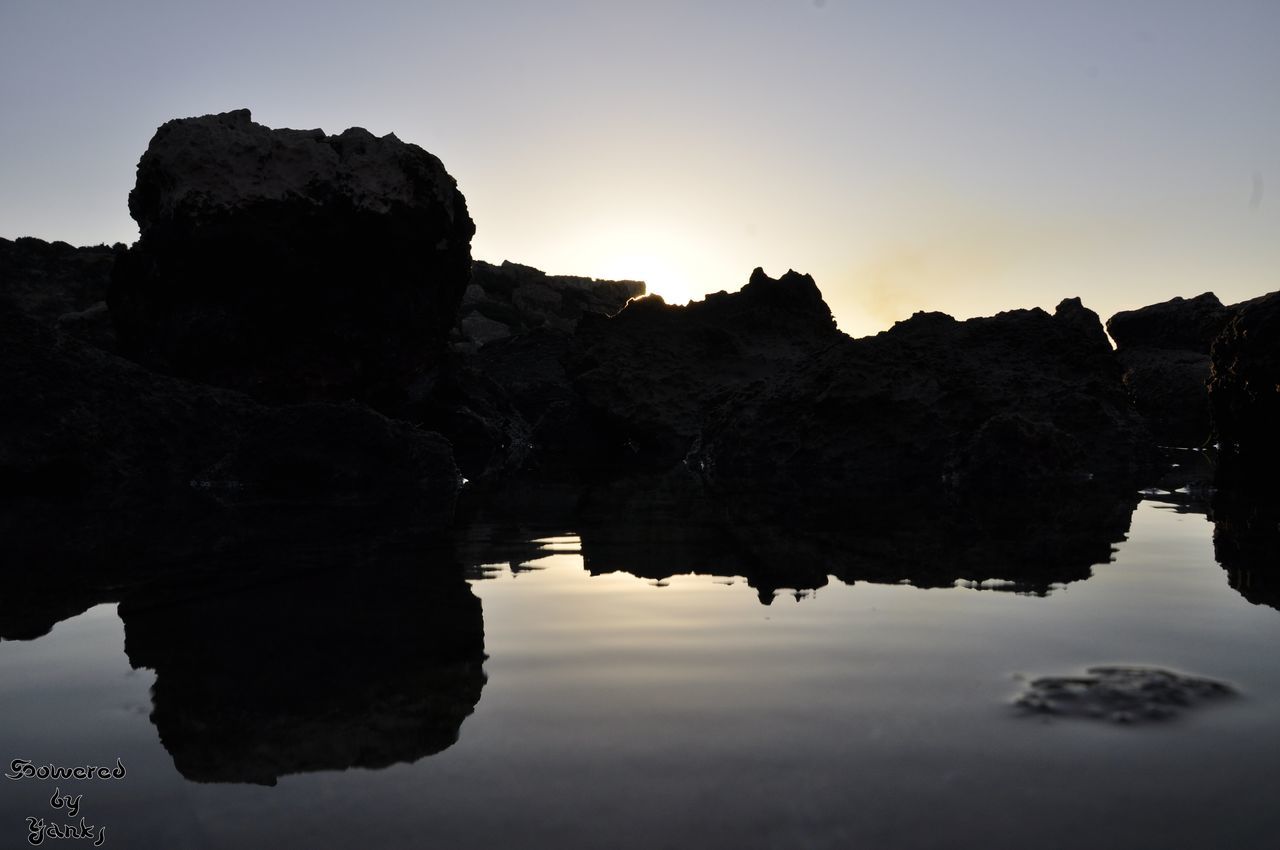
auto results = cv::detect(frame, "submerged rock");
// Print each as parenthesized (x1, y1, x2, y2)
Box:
(1014, 667, 1235, 724)
(109, 108, 474, 405)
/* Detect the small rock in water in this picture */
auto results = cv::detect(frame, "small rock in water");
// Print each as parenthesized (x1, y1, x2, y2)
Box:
(1014, 666, 1235, 724)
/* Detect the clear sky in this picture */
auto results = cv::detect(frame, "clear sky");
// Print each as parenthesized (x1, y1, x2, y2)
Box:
(1, 0, 1276, 337)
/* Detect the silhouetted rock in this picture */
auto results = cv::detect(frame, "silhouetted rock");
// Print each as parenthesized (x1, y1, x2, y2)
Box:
(1106, 293, 1238, 447)
(109, 109, 474, 405)
(0, 236, 120, 350)
(120, 543, 485, 785)
(699, 298, 1155, 525)
(452, 260, 644, 352)
(567, 268, 842, 472)
(1108, 293, 1234, 354)
(0, 298, 459, 634)
(1209, 291, 1280, 466)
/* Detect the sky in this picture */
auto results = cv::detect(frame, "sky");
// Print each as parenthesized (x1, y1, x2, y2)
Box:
(1, 1, 1277, 337)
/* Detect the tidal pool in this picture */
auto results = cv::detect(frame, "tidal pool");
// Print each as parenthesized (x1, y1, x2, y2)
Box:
(1, 498, 1277, 849)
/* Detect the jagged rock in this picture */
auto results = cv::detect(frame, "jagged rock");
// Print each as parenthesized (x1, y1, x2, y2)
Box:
(1209, 291, 1280, 465)
(0, 297, 459, 612)
(567, 267, 842, 472)
(699, 298, 1156, 528)
(1106, 293, 1238, 447)
(109, 109, 474, 405)
(1014, 667, 1235, 724)
(451, 260, 644, 353)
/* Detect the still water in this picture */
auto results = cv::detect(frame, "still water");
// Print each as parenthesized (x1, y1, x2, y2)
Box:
(2, 498, 1278, 849)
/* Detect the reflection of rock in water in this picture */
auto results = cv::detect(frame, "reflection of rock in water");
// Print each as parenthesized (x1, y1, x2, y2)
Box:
(1015, 667, 1235, 724)
(456, 469, 1140, 605)
(1211, 481, 1280, 613)
(120, 543, 485, 785)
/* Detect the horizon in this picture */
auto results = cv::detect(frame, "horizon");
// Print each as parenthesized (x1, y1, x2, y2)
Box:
(1, 1, 1276, 337)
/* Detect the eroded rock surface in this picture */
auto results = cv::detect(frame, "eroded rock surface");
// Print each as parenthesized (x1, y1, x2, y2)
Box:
(109, 108, 474, 405)
(453, 260, 643, 352)
(1015, 667, 1235, 723)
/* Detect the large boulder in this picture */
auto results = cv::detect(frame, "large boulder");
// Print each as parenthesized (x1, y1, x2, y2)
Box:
(0, 236, 120, 348)
(698, 297, 1156, 528)
(1209, 291, 1280, 465)
(1106, 293, 1237, 446)
(109, 109, 475, 405)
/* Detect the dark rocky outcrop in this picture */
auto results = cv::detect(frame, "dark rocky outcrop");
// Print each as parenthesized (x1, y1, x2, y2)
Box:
(109, 109, 475, 405)
(0, 236, 120, 349)
(1106, 293, 1237, 446)
(1209, 291, 1280, 466)
(699, 298, 1155, 526)
(566, 268, 842, 472)
(0, 298, 459, 639)
(121, 543, 485, 785)
(453, 260, 644, 352)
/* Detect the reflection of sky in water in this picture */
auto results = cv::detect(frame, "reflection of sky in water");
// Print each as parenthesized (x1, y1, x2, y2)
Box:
(1, 501, 1278, 849)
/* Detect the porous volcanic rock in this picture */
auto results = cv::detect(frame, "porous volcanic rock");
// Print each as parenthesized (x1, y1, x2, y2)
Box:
(566, 267, 842, 472)
(109, 109, 474, 405)
(698, 297, 1156, 527)
(1106, 293, 1237, 446)
(452, 260, 644, 352)
(1209, 291, 1280, 465)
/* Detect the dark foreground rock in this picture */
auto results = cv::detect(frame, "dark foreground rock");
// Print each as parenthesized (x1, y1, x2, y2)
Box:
(1106, 293, 1237, 446)
(109, 109, 475, 405)
(1209, 291, 1280, 465)
(121, 542, 484, 785)
(699, 298, 1156, 527)
(1014, 666, 1235, 724)
(453, 260, 644, 352)
(0, 298, 459, 638)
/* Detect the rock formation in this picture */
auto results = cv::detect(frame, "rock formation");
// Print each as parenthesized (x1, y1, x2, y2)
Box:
(1209, 291, 1280, 466)
(0, 297, 460, 640)
(1106, 293, 1237, 446)
(566, 267, 842, 472)
(109, 109, 475, 405)
(698, 298, 1156, 528)
(453, 260, 644, 352)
